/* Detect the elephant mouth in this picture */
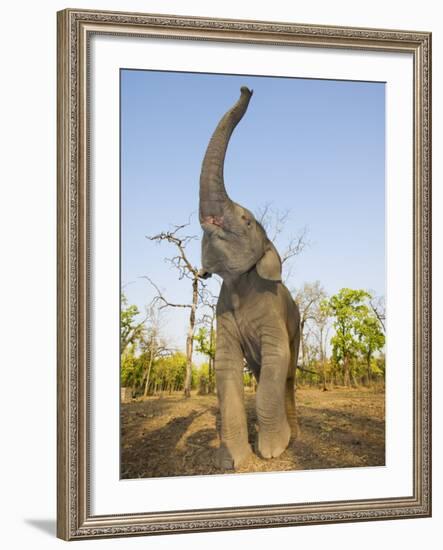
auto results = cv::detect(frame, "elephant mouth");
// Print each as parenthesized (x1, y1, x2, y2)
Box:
(201, 215, 227, 236)
(201, 214, 240, 242)
(201, 215, 224, 228)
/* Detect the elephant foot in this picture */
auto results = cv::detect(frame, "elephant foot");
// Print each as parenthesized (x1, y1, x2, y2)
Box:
(217, 441, 252, 470)
(256, 421, 291, 459)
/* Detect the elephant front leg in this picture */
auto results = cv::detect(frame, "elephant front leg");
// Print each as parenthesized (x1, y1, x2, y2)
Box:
(256, 338, 291, 459)
(215, 324, 252, 469)
(286, 340, 300, 439)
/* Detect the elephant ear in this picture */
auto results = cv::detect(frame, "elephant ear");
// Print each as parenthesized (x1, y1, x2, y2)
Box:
(256, 240, 282, 282)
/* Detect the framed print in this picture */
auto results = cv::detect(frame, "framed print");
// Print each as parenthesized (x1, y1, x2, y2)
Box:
(57, 8, 431, 540)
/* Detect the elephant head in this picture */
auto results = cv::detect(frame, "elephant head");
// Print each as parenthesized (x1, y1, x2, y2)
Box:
(199, 86, 282, 282)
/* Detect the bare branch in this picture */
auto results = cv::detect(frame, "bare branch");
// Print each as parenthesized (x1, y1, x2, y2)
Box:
(256, 202, 271, 225)
(141, 276, 191, 310)
(281, 226, 309, 265)
(256, 203, 292, 243)
(121, 280, 136, 290)
(369, 294, 386, 332)
(146, 223, 199, 278)
(256, 204, 310, 285)
(296, 365, 319, 376)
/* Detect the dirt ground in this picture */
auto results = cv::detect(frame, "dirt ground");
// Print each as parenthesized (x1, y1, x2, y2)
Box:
(120, 387, 385, 479)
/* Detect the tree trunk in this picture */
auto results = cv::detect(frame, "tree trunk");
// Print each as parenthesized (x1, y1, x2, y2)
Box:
(343, 355, 351, 387)
(351, 370, 358, 387)
(208, 323, 215, 393)
(143, 349, 155, 397)
(184, 276, 199, 398)
(366, 352, 372, 386)
(321, 357, 327, 391)
(208, 355, 214, 393)
(300, 319, 306, 367)
(318, 327, 328, 391)
(131, 376, 137, 398)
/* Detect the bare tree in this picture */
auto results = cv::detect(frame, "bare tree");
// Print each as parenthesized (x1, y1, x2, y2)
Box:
(298, 326, 320, 383)
(145, 223, 204, 398)
(195, 287, 218, 393)
(369, 294, 386, 332)
(138, 305, 172, 397)
(256, 203, 309, 283)
(310, 304, 331, 390)
(256, 203, 291, 243)
(294, 281, 327, 369)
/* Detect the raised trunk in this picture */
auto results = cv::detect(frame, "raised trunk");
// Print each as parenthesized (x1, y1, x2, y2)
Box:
(199, 87, 253, 219)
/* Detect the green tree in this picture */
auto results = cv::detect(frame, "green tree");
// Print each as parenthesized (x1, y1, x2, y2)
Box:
(194, 362, 210, 395)
(355, 314, 385, 384)
(313, 301, 331, 390)
(324, 288, 371, 386)
(120, 293, 145, 352)
(194, 327, 216, 392)
(149, 352, 188, 395)
(243, 369, 254, 390)
(194, 327, 215, 364)
(121, 344, 143, 394)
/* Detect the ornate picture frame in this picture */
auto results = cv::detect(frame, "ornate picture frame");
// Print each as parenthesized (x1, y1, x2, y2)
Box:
(57, 8, 431, 540)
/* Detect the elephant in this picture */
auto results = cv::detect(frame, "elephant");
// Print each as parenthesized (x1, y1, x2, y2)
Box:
(198, 86, 301, 469)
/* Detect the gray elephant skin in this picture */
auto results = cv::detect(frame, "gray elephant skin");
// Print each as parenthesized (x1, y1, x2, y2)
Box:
(199, 86, 301, 469)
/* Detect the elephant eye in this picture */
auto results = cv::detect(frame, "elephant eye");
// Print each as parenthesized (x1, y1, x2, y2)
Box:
(242, 214, 252, 227)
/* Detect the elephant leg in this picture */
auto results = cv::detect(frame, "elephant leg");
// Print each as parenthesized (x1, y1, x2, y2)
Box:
(256, 337, 291, 459)
(285, 342, 299, 439)
(215, 319, 252, 469)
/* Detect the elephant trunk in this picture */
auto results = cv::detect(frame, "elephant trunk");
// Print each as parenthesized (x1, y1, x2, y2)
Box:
(199, 86, 253, 221)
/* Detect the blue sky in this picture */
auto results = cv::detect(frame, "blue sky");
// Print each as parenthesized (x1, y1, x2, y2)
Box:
(121, 69, 385, 354)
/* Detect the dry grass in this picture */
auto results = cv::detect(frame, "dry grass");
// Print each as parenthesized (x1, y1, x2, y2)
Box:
(120, 387, 385, 479)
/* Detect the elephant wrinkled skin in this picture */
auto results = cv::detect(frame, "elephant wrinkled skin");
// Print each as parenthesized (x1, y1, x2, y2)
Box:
(199, 87, 301, 469)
